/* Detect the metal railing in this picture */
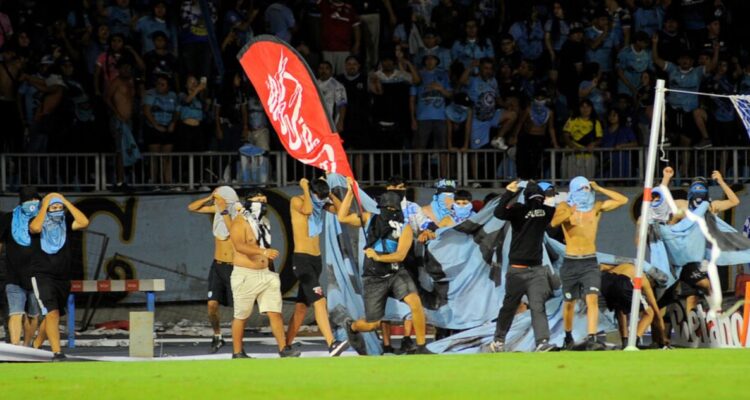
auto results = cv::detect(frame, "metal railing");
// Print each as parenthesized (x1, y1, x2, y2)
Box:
(1, 147, 747, 193)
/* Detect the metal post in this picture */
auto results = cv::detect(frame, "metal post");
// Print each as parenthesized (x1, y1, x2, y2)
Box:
(626, 79, 666, 351)
(0, 154, 6, 193)
(67, 294, 76, 349)
(550, 150, 557, 186)
(733, 149, 739, 184)
(146, 292, 156, 312)
(188, 154, 195, 190)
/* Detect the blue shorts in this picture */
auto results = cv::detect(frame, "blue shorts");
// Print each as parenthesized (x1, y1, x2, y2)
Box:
(6, 284, 41, 317)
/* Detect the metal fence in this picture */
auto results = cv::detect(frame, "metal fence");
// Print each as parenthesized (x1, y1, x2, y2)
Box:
(2, 147, 748, 193)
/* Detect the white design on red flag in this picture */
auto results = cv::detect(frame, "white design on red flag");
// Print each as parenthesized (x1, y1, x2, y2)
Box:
(266, 51, 338, 173)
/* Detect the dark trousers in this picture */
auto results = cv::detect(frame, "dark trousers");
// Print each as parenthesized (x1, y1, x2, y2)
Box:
(494, 265, 551, 344)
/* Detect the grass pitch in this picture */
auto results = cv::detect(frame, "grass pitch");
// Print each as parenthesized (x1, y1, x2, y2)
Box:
(1, 349, 747, 399)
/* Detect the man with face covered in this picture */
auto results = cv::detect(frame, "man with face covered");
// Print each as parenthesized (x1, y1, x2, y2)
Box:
(551, 176, 627, 350)
(284, 178, 349, 356)
(0, 187, 42, 346)
(229, 189, 300, 358)
(29, 193, 89, 361)
(188, 186, 241, 353)
(660, 168, 739, 312)
(487, 181, 557, 352)
(418, 179, 457, 243)
(452, 190, 476, 224)
(338, 179, 433, 354)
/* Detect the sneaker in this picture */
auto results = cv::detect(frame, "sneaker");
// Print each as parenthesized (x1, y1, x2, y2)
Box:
(399, 336, 416, 354)
(487, 340, 505, 353)
(563, 336, 575, 350)
(534, 340, 558, 352)
(660, 344, 674, 350)
(470, 182, 483, 189)
(491, 136, 508, 150)
(382, 344, 395, 354)
(210, 336, 225, 354)
(344, 319, 367, 355)
(279, 346, 302, 358)
(328, 340, 349, 357)
(51, 352, 68, 362)
(585, 335, 606, 351)
(694, 139, 712, 149)
(414, 344, 435, 355)
(232, 351, 252, 359)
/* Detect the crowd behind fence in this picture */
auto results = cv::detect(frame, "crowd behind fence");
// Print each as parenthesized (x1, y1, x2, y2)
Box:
(2, 147, 750, 193)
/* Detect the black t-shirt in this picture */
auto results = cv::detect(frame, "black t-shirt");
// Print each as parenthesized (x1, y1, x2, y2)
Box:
(0, 212, 37, 289)
(493, 190, 555, 266)
(30, 216, 74, 280)
(558, 40, 586, 92)
(143, 50, 178, 86)
(337, 72, 370, 132)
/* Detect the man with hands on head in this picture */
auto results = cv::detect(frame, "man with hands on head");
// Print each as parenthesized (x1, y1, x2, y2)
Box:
(29, 193, 89, 361)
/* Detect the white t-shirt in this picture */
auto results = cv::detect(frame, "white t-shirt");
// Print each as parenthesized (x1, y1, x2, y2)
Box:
(317, 77, 347, 124)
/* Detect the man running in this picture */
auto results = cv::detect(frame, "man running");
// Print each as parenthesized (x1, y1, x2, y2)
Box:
(229, 190, 300, 358)
(338, 179, 433, 354)
(0, 187, 42, 346)
(551, 177, 627, 350)
(487, 181, 557, 352)
(187, 186, 240, 353)
(284, 178, 348, 356)
(30, 193, 89, 361)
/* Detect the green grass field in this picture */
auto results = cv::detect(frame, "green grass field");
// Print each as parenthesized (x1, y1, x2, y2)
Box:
(2, 349, 748, 399)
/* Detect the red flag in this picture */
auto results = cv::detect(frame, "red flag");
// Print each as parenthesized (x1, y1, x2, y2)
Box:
(237, 35, 355, 181)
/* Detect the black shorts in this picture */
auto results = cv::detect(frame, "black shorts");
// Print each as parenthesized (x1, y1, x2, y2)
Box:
(207, 261, 234, 306)
(292, 253, 324, 306)
(363, 269, 418, 322)
(31, 275, 71, 317)
(600, 272, 645, 315)
(679, 262, 708, 289)
(666, 106, 700, 143)
(560, 256, 601, 301)
(145, 124, 175, 146)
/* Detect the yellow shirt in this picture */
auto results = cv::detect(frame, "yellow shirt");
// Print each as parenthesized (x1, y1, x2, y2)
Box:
(563, 117, 603, 148)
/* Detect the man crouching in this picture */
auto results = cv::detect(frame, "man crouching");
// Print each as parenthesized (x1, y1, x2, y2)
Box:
(229, 190, 300, 358)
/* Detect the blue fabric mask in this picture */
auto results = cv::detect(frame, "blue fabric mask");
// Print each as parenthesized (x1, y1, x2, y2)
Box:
(452, 203, 474, 222)
(41, 199, 66, 254)
(650, 187, 671, 222)
(687, 182, 709, 210)
(431, 192, 454, 222)
(567, 176, 595, 212)
(11, 200, 39, 246)
(308, 194, 328, 237)
(530, 100, 550, 126)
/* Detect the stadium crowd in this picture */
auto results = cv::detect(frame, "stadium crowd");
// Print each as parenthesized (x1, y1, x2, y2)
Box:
(1, 0, 750, 185)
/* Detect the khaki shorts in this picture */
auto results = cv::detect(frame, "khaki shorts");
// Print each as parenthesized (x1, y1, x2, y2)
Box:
(231, 266, 282, 319)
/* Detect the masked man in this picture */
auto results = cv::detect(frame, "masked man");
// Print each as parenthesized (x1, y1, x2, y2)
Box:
(188, 186, 241, 353)
(30, 193, 89, 361)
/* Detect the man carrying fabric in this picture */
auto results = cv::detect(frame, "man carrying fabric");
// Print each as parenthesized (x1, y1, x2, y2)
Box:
(0, 187, 42, 346)
(229, 190, 300, 358)
(284, 178, 348, 356)
(487, 181, 557, 353)
(551, 177, 627, 350)
(30, 193, 89, 361)
(338, 179, 433, 355)
(187, 186, 241, 353)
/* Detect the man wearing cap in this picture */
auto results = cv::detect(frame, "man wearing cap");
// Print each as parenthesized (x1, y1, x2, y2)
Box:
(551, 177, 627, 350)
(487, 181, 558, 353)
(419, 179, 457, 240)
(410, 53, 452, 181)
(338, 179, 433, 354)
(413, 29, 452, 71)
(188, 186, 241, 353)
(30, 193, 90, 361)
(0, 187, 42, 346)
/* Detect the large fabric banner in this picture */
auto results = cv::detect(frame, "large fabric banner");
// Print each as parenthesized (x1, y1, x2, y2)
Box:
(237, 35, 354, 179)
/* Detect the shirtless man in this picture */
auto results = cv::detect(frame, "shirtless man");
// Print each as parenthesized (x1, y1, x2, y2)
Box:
(229, 190, 300, 358)
(513, 88, 559, 180)
(600, 263, 660, 349)
(551, 176, 628, 350)
(104, 59, 135, 191)
(338, 179, 433, 354)
(284, 178, 349, 356)
(188, 186, 240, 353)
(0, 51, 25, 152)
(418, 179, 457, 243)
(660, 167, 739, 312)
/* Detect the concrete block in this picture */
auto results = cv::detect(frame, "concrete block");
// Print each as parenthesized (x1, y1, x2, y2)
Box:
(129, 311, 154, 358)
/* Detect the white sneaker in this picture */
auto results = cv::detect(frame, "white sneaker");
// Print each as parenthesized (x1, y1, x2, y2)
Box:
(491, 137, 508, 150)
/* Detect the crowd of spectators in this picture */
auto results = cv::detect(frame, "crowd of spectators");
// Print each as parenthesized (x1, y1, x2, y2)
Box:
(1, 0, 750, 186)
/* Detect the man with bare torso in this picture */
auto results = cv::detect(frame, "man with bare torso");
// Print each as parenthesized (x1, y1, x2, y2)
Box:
(188, 186, 240, 353)
(284, 178, 349, 356)
(229, 189, 300, 358)
(104, 59, 135, 191)
(551, 176, 627, 350)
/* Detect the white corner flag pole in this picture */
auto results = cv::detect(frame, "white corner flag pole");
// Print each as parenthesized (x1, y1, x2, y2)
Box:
(625, 79, 666, 351)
